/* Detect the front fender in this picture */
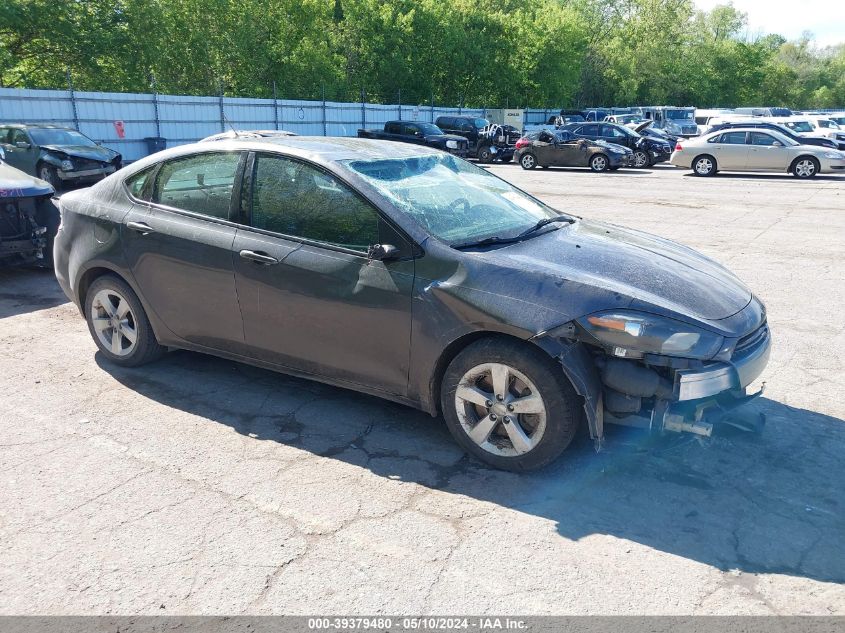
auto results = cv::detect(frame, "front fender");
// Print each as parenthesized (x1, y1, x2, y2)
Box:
(532, 333, 604, 445)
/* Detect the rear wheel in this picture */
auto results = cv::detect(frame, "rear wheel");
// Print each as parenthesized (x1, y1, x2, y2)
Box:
(520, 153, 538, 170)
(440, 338, 581, 471)
(692, 154, 717, 177)
(792, 156, 819, 179)
(85, 275, 165, 367)
(590, 154, 610, 172)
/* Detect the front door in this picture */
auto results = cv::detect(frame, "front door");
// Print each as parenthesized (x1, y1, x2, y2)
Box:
(747, 132, 791, 171)
(2, 129, 38, 174)
(232, 152, 415, 395)
(121, 151, 246, 352)
(552, 141, 586, 167)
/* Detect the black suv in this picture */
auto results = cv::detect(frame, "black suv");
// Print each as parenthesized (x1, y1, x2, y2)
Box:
(706, 121, 838, 150)
(435, 116, 521, 163)
(559, 122, 673, 168)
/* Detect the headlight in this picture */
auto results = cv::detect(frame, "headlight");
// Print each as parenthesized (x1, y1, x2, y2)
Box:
(823, 151, 844, 159)
(60, 159, 74, 171)
(577, 310, 724, 360)
(446, 140, 458, 149)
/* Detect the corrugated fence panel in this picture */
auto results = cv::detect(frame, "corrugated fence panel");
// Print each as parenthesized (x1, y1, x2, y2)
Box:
(0, 88, 545, 162)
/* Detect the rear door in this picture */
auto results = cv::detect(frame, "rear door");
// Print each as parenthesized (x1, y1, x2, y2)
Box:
(710, 131, 749, 169)
(231, 152, 416, 395)
(121, 151, 246, 352)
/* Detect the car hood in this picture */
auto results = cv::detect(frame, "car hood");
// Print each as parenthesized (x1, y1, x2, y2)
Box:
(487, 219, 752, 322)
(40, 144, 118, 162)
(0, 161, 54, 197)
(634, 120, 654, 133)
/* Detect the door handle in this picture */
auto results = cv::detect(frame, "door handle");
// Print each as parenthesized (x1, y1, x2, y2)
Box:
(126, 221, 155, 235)
(239, 249, 279, 265)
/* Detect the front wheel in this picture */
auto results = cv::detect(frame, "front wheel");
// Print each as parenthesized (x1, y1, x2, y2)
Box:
(85, 275, 165, 367)
(441, 338, 581, 471)
(632, 150, 650, 168)
(477, 146, 493, 164)
(792, 157, 819, 179)
(520, 153, 538, 170)
(38, 163, 61, 191)
(590, 154, 610, 172)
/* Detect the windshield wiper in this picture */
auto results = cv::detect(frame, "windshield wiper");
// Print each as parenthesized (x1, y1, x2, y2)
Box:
(451, 236, 519, 250)
(517, 215, 576, 239)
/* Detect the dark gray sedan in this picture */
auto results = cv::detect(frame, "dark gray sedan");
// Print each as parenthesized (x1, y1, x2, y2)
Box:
(53, 138, 771, 470)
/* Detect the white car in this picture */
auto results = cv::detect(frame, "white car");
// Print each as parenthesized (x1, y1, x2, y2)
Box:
(199, 129, 297, 142)
(670, 127, 845, 179)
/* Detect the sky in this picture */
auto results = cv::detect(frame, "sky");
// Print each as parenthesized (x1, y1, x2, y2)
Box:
(694, 0, 845, 47)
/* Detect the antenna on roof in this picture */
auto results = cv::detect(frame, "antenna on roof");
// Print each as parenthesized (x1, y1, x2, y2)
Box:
(221, 110, 241, 138)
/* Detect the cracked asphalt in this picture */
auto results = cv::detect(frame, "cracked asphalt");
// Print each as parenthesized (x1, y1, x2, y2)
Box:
(1, 164, 843, 615)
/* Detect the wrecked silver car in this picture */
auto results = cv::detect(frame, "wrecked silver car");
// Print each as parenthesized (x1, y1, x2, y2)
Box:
(54, 138, 770, 471)
(0, 147, 58, 266)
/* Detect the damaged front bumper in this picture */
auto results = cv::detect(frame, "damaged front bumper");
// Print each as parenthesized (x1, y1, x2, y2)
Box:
(537, 319, 771, 444)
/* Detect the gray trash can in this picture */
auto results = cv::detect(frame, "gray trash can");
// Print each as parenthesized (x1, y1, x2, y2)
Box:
(144, 137, 166, 155)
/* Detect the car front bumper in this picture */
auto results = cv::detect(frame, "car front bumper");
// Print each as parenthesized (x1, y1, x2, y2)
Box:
(58, 165, 116, 181)
(674, 326, 771, 401)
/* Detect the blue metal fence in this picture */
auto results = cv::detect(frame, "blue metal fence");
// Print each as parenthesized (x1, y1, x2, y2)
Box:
(0, 87, 520, 162)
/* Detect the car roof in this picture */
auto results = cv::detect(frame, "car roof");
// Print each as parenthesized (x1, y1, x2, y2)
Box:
(128, 136, 443, 172)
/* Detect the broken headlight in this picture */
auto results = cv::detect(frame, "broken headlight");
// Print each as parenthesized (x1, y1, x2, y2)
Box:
(578, 310, 723, 360)
(61, 159, 74, 171)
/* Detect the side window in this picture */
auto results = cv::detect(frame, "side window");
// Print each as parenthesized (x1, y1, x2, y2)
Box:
(604, 125, 625, 138)
(580, 124, 600, 136)
(385, 122, 401, 134)
(459, 120, 474, 132)
(125, 166, 155, 200)
(11, 129, 30, 145)
(722, 131, 748, 145)
(750, 132, 777, 146)
(251, 155, 379, 252)
(153, 152, 241, 219)
(0, 127, 9, 144)
(437, 117, 453, 129)
(402, 124, 419, 136)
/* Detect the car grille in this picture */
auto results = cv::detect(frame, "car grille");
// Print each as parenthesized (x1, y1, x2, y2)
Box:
(71, 158, 108, 171)
(733, 322, 768, 357)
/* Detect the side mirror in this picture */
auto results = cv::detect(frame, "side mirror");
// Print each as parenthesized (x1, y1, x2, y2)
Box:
(15, 141, 31, 149)
(772, 141, 783, 147)
(368, 243, 399, 261)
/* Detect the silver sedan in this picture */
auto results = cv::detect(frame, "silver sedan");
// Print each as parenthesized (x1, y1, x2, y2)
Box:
(670, 128, 845, 178)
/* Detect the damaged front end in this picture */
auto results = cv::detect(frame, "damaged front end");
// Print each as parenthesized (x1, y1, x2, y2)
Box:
(0, 158, 57, 266)
(534, 308, 771, 445)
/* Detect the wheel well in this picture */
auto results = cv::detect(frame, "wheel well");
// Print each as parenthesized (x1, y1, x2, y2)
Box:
(429, 331, 535, 415)
(789, 155, 819, 171)
(77, 267, 123, 306)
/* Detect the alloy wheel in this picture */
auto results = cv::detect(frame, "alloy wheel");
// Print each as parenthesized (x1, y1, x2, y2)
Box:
(521, 154, 536, 169)
(90, 288, 138, 357)
(633, 151, 649, 168)
(591, 156, 608, 171)
(454, 362, 547, 457)
(794, 159, 816, 178)
(695, 157, 714, 175)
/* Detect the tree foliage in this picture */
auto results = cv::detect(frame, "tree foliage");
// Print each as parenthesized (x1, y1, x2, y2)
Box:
(0, 0, 842, 108)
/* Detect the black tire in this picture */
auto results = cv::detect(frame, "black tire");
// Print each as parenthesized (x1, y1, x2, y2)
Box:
(791, 156, 819, 179)
(477, 145, 494, 164)
(590, 153, 610, 172)
(37, 162, 61, 191)
(85, 274, 165, 367)
(440, 337, 581, 471)
(520, 153, 538, 170)
(632, 150, 650, 168)
(692, 154, 717, 177)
